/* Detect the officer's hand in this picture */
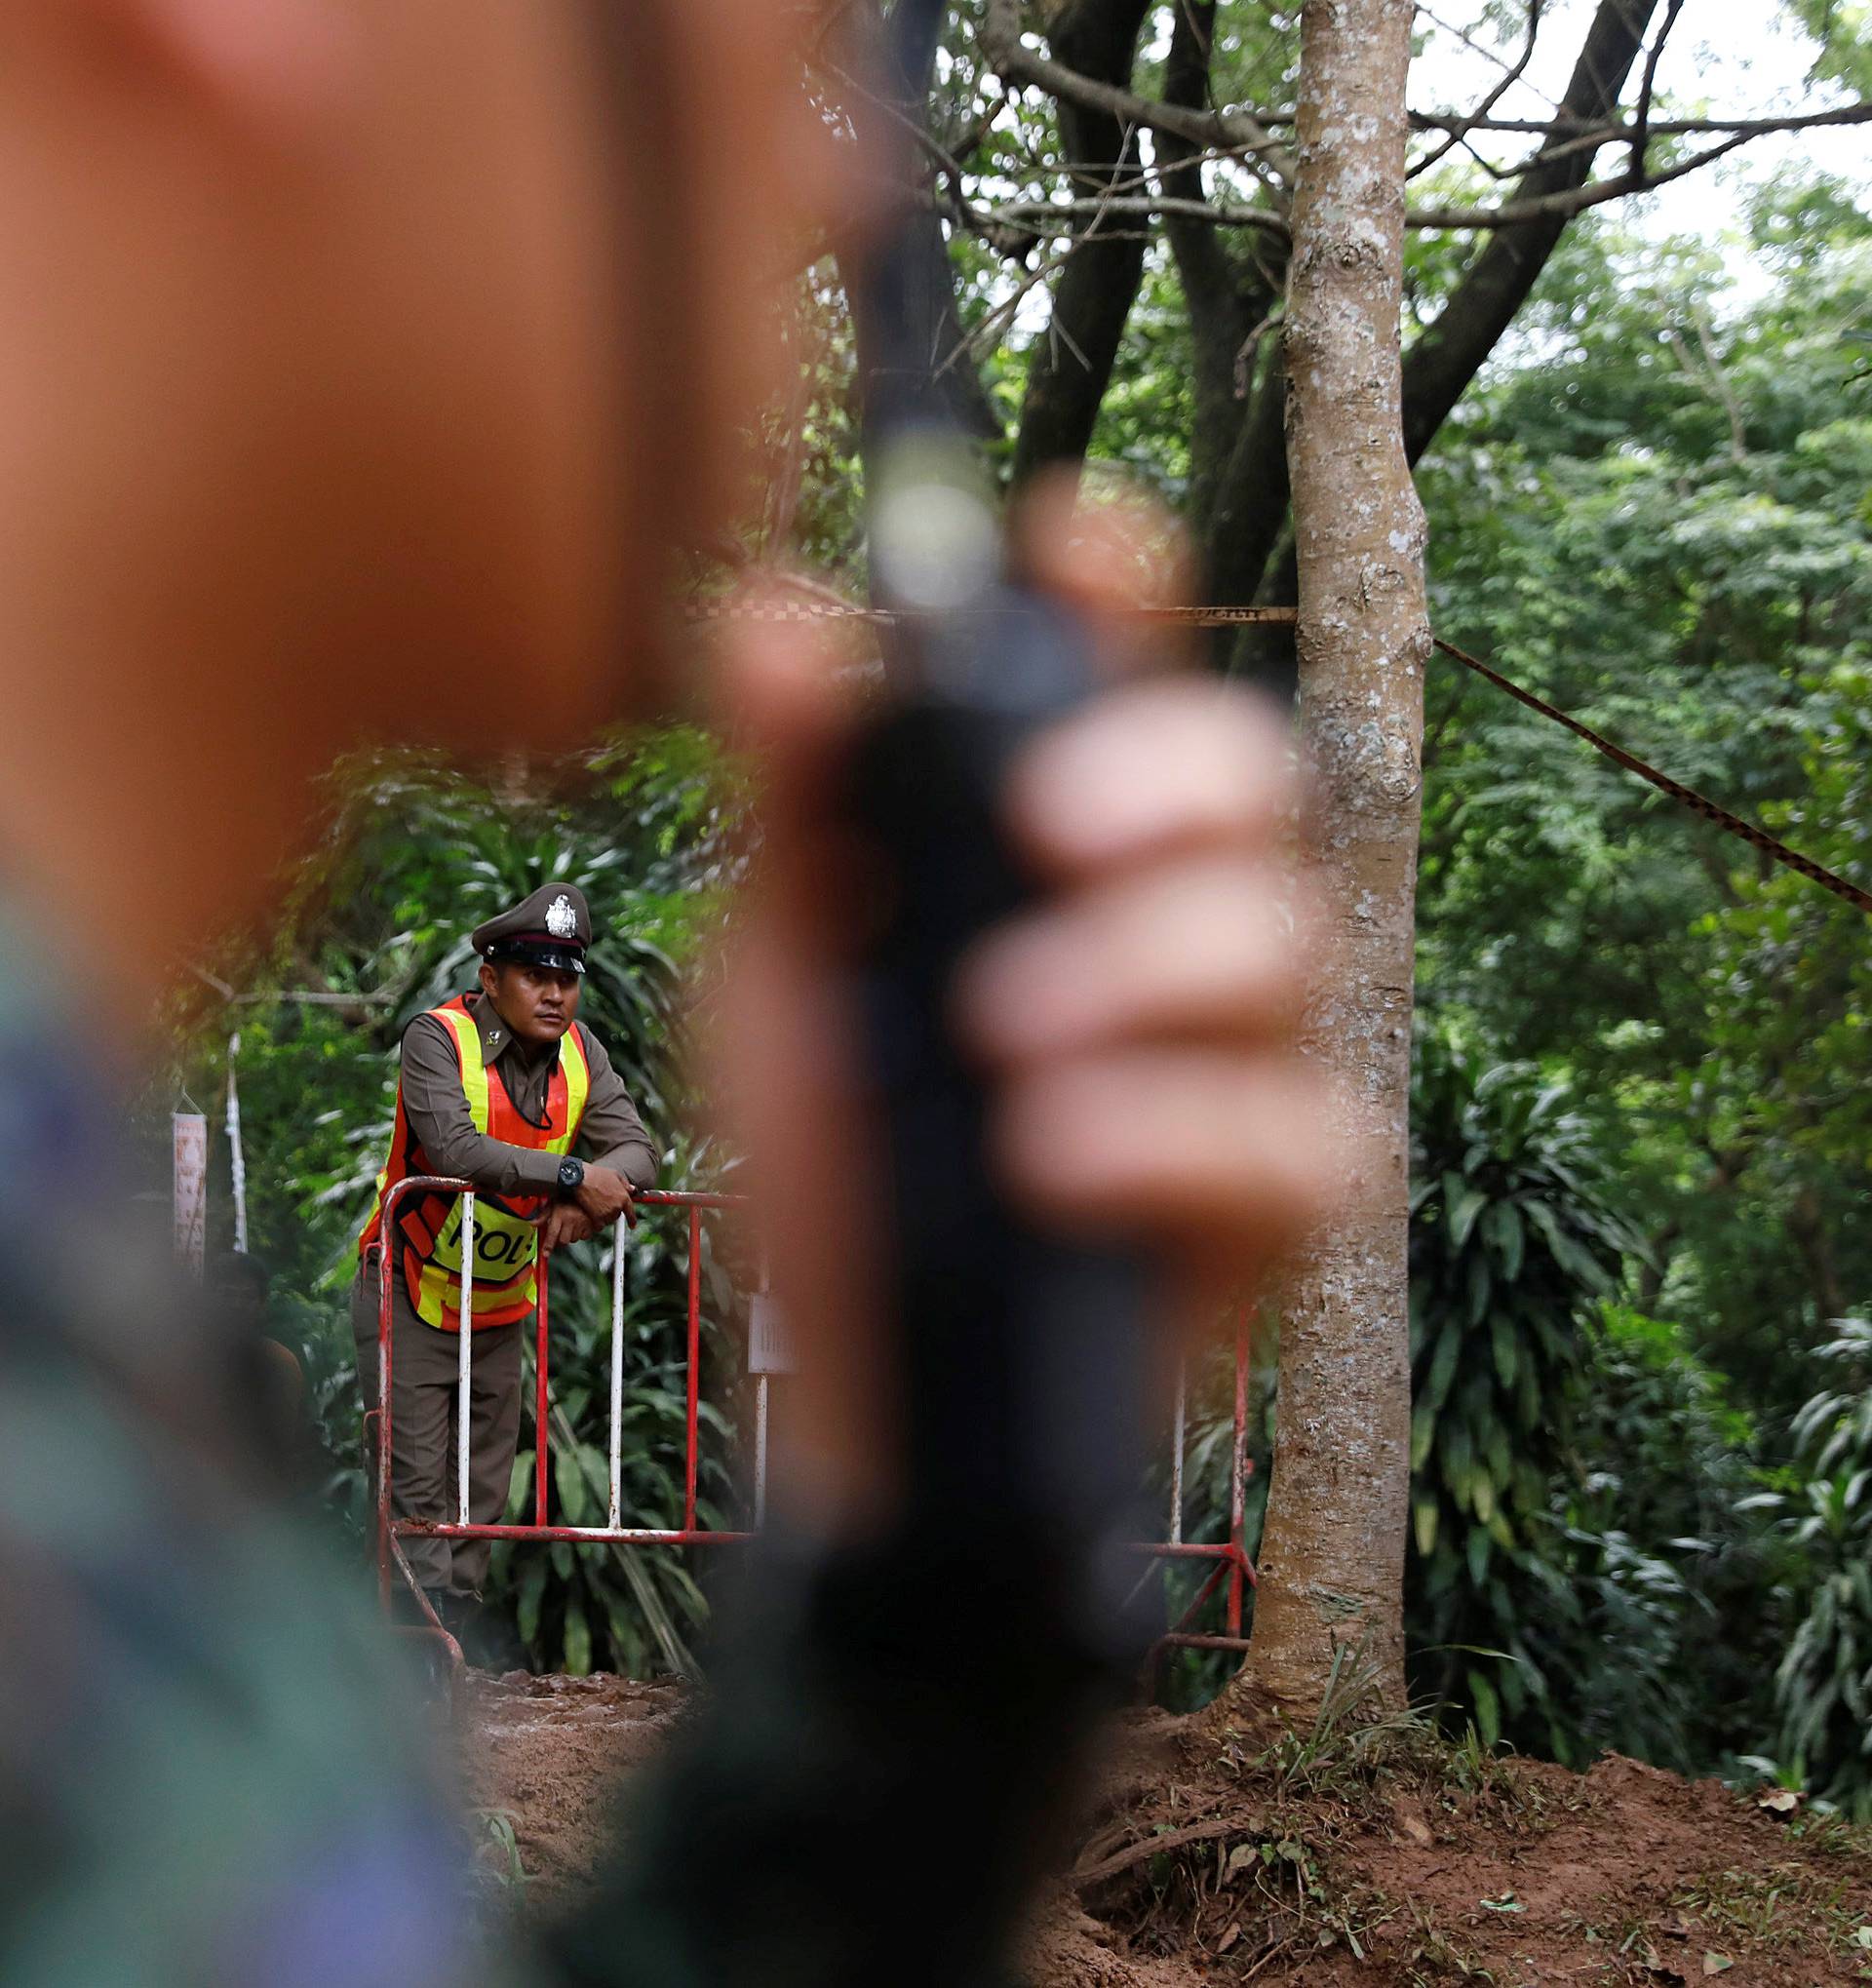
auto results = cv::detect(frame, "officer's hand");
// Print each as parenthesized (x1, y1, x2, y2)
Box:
(708, 481, 1334, 1522)
(535, 1202, 597, 1253)
(572, 1165, 636, 1230)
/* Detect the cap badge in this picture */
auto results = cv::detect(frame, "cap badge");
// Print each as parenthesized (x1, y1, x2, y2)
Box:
(544, 893, 578, 940)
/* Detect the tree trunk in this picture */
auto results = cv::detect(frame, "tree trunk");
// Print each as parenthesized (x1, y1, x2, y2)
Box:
(1242, 0, 1427, 1716)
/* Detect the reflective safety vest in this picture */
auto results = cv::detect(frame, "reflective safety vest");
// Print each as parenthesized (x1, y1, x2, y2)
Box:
(358, 994, 591, 1332)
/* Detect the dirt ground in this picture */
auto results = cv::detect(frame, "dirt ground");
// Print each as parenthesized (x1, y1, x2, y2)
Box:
(461, 1669, 1872, 1984)
(459, 1669, 688, 1899)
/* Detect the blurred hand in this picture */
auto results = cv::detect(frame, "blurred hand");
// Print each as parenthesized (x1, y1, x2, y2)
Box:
(710, 485, 1331, 1519)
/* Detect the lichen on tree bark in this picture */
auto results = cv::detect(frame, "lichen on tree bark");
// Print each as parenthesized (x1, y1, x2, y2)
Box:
(1242, 0, 1429, 1715)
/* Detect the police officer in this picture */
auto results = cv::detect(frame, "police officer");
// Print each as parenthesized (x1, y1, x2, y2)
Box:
(353, 882, 658, 1630)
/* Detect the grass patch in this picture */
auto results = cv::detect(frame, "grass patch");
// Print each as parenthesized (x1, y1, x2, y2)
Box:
(1106, 1645, 1554, 1976)
(1210, 1643, 1536, 1830)
(1398, 1898, 1499, 1982)
(472, 1806, 528, 1895)
(1676, 1858, 1872, 1960)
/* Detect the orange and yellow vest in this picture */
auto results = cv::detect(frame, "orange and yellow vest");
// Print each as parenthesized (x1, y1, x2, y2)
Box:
(358, 994, 591, 1332)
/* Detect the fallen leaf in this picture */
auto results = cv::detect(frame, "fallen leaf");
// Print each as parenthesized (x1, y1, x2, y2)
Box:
(1480, 1891, 1526, 1914)
(1702, 1955, 1734, 1976)
(1757, 1787, 1802, 1814)
(1225, 1843, 1257, 1879)
(1215, 1923, 1240, 1956)
(1391, 1798, 1434, 1846)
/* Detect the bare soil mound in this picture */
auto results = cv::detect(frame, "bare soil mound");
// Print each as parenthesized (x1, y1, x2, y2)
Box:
(1043, 1699, 1872, 1984)
(459, 1669, 687, 1900)
(459, 1671, 1872, 1983)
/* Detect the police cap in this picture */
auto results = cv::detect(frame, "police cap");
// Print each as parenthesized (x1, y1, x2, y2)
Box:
(471, 883, 591, 976)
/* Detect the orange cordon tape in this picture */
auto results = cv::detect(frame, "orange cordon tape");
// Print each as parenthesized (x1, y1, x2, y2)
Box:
(683, 594, 1872, 918)
(682, 599, 1302, 627)
(1429, 634, 1872, 919)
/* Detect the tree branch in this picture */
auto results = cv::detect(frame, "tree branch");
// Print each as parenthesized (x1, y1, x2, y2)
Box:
(1665, 300, 1749, 463)
(1629, 0, 1688, 187)
(1401, 0, 1661, 465)
(965, 191, 1290, 240)
(1408, 0, 1546, 179)
(1417, 0, 1567, 120)
(1156, 0, 1277, 543)
(1405, 125, 1763, 229)
(978, 0, 1296, 183)
(1208, 330, 1291, 635)
(965, 119, 1788, 239)
(833, 0, 1000, 445)
(1417, 99, 1872, 139)
(975, 0, 1872, 169)
(1010, 0, 1158, 483)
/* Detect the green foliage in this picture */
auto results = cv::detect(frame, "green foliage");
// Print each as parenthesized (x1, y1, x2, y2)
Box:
(1403, 1034, 1794, 1774)
(175, 730, 747, 1675)
(473, 1808, 527, 1893)
(1557, 1307, 1796, 1774)
(1416, 204, 1872, 1420)
(1766, 1319, 1872, 1815)
(1399, 189, 1872, 1781)
(1159, 1037, 1791, 1777)
(1404, 1032, 1636, 1757)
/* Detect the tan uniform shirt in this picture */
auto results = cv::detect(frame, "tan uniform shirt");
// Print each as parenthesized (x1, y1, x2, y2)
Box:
(398, 991, 658, 1196)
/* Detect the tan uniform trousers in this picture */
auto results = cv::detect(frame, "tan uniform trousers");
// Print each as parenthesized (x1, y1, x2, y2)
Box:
(351, 1246, 524, 1596)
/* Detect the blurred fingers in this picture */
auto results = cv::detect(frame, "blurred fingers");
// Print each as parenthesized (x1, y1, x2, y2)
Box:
(1005, 679, 1297, 883)
(1008, 472, 1196, 685)
(989, 1051, 1330, 1268)
(702, 587, 891, 1510)
(955, 855, 1307, 1063)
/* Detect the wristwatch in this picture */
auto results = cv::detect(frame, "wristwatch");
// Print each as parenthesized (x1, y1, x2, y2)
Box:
(556, 1156, 585, 1196)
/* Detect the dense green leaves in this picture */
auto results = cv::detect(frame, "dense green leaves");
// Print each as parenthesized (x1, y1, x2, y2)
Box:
(1404, 1033, 1637, 1758)
(1764, 1319, 1872, 1814)
(1417, 196, 1872, 1420)
(1165, 1030, 1794, 1775)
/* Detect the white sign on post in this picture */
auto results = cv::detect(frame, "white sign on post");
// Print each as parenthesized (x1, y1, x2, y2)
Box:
(748, 1291, 797, 1375)
(173, 1111, 208, 1278)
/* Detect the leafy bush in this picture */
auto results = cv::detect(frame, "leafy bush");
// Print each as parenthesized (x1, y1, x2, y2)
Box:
(1404, 1037, 1793, 1771)
(1153, 1030, 1790, 1776)
(1765, 1318, 1872, 1814)
(1557, 1307, 1793, 1774)
(1405, 1033, 1635, 1755)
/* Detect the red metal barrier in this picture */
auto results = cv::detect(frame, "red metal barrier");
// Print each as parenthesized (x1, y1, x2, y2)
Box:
(1142, 1311, 1257, 1670)
(372, 1175, 1258, 1664)
(373, 1177, 752, 1611)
